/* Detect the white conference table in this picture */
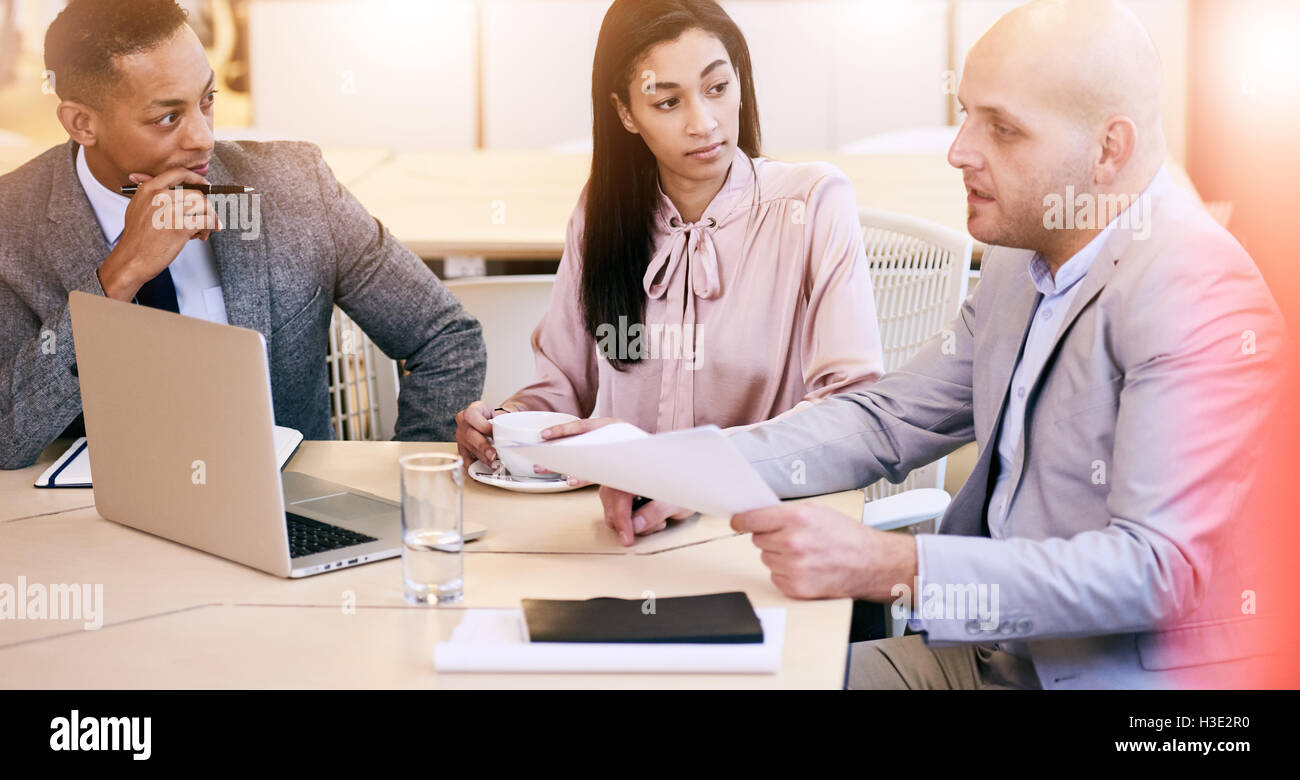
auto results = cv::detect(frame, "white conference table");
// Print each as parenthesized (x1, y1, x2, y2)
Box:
(0, 440, 864, 689)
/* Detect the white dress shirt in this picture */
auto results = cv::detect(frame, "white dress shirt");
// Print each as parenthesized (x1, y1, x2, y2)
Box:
(76, 145, 229, 324)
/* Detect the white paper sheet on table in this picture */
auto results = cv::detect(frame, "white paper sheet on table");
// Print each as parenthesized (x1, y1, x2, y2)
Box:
(503, 423, 779, 517)
(433, 607, 785, 673)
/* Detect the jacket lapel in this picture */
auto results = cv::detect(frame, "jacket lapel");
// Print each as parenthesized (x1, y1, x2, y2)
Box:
(942, 209, 1141, 537)
(1036, 227, 1129, 369)
(999, 227, 1131, 524)
(938, 247, 1038, 536)
(205, 148, 271, 339)
(982, 247, 1040, 445)
(41, 141, 113, 291)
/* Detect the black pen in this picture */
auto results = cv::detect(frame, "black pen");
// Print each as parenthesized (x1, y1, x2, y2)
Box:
(119, 183, 255, 196)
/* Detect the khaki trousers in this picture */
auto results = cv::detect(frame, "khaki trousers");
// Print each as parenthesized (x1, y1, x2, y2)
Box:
(848, 634, 1043, 690)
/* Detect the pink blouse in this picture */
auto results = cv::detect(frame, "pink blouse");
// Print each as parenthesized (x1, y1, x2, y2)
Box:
(503, 147, 884, 433)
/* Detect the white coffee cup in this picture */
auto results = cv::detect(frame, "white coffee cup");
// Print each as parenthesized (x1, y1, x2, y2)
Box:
(490, 411, 579, 478)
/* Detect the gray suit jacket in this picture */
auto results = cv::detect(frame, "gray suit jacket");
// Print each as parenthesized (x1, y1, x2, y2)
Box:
(732, 178, 1288, 688)
(0, 140, 485, 469)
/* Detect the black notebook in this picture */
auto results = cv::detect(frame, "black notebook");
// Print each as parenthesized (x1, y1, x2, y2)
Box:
(522, 591, 764, 644)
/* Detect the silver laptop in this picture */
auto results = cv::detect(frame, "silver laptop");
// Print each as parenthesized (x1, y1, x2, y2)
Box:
(68, 290, 480, 578)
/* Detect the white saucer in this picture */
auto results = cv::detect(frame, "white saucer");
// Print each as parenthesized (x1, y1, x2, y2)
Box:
(467, 461, 585, 493)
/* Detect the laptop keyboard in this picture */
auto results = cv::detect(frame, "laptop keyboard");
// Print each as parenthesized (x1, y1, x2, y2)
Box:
(286, 512, 378, 558)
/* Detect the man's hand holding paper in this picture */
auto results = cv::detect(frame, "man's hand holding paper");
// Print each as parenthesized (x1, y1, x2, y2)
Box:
(504, 423, 780, 547)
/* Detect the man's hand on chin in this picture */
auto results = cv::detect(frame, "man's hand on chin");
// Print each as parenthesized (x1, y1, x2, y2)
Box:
(731, 504, 918, 601)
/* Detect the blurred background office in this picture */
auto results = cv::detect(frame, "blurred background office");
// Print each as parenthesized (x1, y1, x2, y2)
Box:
(1, 0, 1297, 515)
(2, 1, 1293, 282)
(3, 1, 1294, 248)
(0, 0, 1200, 151)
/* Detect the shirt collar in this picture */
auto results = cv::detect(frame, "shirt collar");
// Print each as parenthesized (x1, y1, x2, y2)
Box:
(1028, 228, 1109, 296)
(75, 144, 130, 247)
(1028, 164, 1170, 296)
(1143, 164, 1174, 201)
(654, 146, 756, 230)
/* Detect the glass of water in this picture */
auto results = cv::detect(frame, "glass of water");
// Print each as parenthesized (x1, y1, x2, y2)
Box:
(399, 453, 464, 604)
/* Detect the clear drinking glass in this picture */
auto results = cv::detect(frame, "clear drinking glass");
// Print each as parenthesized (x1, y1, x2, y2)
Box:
(399, 453, 464, 604)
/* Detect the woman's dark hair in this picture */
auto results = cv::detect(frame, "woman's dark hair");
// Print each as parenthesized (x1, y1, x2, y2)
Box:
(582, 0, 761, 370)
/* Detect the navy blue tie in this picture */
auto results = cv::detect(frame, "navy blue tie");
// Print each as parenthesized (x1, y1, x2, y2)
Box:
(135, 266, 179, 312)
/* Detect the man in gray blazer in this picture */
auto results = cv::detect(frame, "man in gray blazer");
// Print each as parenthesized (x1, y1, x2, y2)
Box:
(732, 0, 1288, 689)
(0, 0, 485, 470)
(602, 0, 1289, 688)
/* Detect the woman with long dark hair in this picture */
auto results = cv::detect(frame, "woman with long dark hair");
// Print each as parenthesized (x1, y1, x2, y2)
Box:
(456, 0, 884, 531)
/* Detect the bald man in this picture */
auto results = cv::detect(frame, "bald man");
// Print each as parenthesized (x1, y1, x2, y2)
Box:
(599, 0, 1288, 689)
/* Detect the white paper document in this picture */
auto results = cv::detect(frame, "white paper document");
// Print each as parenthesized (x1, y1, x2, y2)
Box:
(433, 607, 785, 674)
(504, 423, 779, 517)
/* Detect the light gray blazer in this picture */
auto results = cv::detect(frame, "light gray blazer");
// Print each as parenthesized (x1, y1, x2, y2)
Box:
(0, 140, 486, 469)
(732, 179, 1288, 688)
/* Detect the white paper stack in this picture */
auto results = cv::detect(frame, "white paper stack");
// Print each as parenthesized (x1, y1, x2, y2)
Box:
(433, 607, 786, 674)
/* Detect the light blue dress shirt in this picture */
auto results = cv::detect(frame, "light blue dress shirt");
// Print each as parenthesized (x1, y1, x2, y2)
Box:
(984, 229, 1111, 536)
(76, 145, 229, 324)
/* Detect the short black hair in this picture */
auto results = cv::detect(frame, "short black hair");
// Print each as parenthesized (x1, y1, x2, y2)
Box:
(44, 0, 191, 106)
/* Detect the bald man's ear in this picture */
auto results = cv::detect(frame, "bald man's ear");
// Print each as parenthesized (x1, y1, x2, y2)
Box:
(56, 100, 100, 148)
(611, 93, 639, 135)
(1094, 115, 1138, 187)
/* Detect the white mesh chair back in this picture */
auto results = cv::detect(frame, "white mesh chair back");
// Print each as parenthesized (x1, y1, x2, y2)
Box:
(326, 307, 401, 441)
(860, 207, 973, 502)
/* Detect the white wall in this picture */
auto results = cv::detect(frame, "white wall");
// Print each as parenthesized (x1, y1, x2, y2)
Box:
(243, 0, 1188, 157)
(249, 0, 478, 149)
(724, 0, 951, 150)
(478, 0, 950, 151)
(826, 0, 951, 148)
(480, 0, 606, 149)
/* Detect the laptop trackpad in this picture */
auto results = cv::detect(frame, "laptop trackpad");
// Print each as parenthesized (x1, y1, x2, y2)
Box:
(293, 492, 397, 522)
